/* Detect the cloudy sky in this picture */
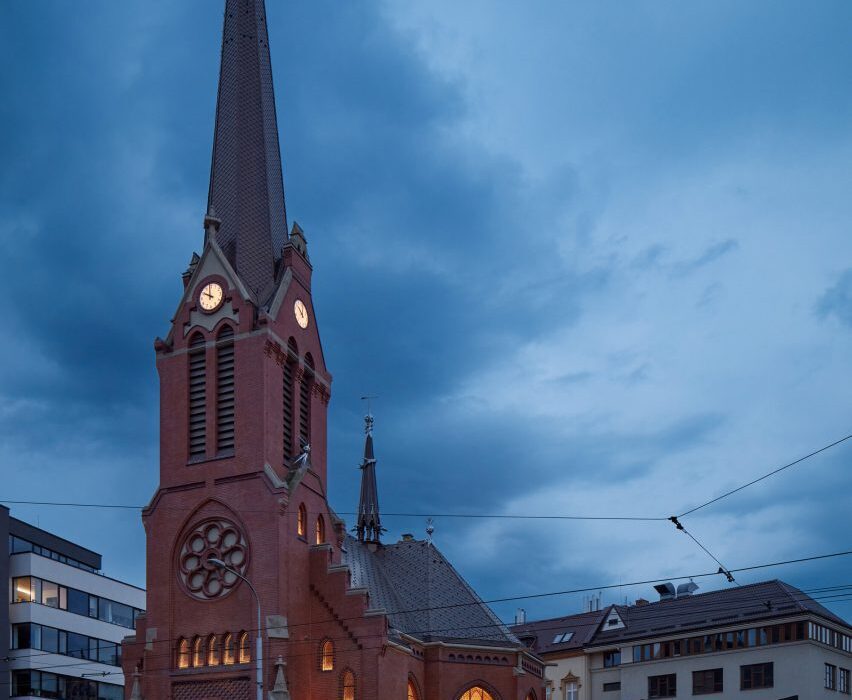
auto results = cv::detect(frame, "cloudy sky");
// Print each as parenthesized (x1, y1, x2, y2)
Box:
(2, 1, 852, 623)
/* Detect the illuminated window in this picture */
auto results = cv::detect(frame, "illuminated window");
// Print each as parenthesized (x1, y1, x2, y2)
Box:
(408, 678, 420, 700)
(223, 633, 235, 665)
(525, 693, 536, 700)
(192, 636, 203, 667)
(297, 503, 307, 538)
(315, 515, 325, 545)
(459, 688, 494, 700)
(177, 638, 190, 669)
(13, 577, 36, 603)
(341, 670, 356, 700)
(238, 631, 251, 663)
(207, 635, 219, 666)
(321, 640, 334, 671)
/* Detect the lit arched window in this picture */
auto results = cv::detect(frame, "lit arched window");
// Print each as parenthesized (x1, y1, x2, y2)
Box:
(525, 692, 537, 700)
(177, 638, 189, 669)
(341, 670, 356, 700)
(238, 631, 251, 663)
(188, 332, 207, 459)
(192, 636, 204, 667)
(223, 633, 235, 665)
(207, 634, 219, 666)
(297, 503, 307, 538)
(315, 514, 325, 545)
(408, 678, 420, 700)
(459, 688, 495, 700)
(321, 639, 334, 671)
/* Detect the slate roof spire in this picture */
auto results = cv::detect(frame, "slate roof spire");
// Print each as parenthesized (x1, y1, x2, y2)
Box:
(207, 0, 288, 302)
(356, 413, 383, 544)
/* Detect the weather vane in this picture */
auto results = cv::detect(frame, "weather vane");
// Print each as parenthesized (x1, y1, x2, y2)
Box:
(360, 395, 378, 434)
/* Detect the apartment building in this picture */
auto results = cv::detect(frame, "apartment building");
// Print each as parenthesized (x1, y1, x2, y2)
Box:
(1, 506, 145, 700)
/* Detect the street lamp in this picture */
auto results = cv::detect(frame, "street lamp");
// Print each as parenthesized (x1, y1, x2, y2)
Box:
(208, 557, 263, 700)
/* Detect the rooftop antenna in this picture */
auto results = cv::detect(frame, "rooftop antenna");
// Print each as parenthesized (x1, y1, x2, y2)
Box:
(426, 518, 435, 545)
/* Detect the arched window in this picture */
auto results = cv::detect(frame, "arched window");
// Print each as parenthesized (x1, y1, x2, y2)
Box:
(238, 631, 251, 663)
(207, 634, 219, 666)
(192, 636, 203, 667)
(407, 678, 420, 700)
(223, 633, 235, 665)
(283, 337, 297, 461)
(565, 680, 578, 700)
(315, 514, 325, 545)
(320, 639, 334, 671)
(216, 325, 235, 453)
(177, 638, 189, 669)
(299, 353, 314, 447)
(188, 332, 207, 459)
(341, 670, 356, 700)
(459, 688, 495, 700)
(525, 692, 537, 700)
(297, 503, 307, 538)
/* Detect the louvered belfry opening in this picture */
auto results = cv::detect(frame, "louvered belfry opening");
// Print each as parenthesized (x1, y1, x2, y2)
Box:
(216, 325, 236, 453)
(188, 333, 207, 459)
(299, 353, 314, 448)
(283, 337, 298, 462)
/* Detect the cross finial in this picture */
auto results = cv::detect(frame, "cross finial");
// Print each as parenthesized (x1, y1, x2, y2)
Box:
(360, 395, 378, 434)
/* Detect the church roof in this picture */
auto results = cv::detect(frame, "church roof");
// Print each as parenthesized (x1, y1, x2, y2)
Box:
(207, 0, 288, 303)
(343, 535, 521, 648)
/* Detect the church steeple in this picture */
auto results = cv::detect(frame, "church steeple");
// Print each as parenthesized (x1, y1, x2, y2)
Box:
(207, 0, 288, 303)
(356, 413, 383, 544)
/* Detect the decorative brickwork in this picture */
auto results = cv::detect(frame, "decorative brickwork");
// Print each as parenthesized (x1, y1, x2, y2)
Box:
(177, 517, 249, 600)
(172, 677, 251, 699)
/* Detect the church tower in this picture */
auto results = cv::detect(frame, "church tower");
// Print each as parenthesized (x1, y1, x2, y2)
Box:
(123, 3, 545, 699)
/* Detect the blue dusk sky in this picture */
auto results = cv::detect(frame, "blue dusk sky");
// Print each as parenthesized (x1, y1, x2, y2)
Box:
(2, 2, 852, 623)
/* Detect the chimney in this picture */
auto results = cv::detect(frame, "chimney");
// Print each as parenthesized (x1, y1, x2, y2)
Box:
(514, 608, 526, 625)
(635, 598, 650, 606)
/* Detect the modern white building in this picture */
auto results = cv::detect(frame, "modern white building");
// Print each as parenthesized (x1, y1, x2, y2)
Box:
(2, 506, 145, 700)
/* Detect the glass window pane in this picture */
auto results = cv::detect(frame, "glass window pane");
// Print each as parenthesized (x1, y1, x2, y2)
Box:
(89, 595, 99, 618)
(41, 626, 59, 653)
(110, 602, 134, 628)
(67, 588, 89, 616)
(42, 580, 60, 607)
(13, 576, 34, 603)
(98, 683, 124, 700)
(68, 632, 89, 659)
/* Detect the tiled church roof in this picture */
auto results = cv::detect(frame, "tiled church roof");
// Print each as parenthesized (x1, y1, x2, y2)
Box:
(207, 0, 288, 302)
(343, 535, 520, 647)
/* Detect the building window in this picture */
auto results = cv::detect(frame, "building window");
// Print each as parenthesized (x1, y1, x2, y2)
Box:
(316, 515, 326, 545)
(207, 635, 219, 666)
(827, 664, 838, 691)
(283, 338, 297, 460)
(408, 678, 420, 700)
(648, 673, 677, 698)
(192, 636, 204, 667)
(177, 638, 190, 669)
(740, 662, 773, 690)
(603, 650, 621, 667)
(238, 631, 251, 663)
(565, 681, 578, 700)
(459, 688, 494, 700)
(603, 682, 620, 692)
(12, 670, 121, 700)
(342, 670, 356, 700)
(188, 332, 207, 459)
(216, 325, 235, 453)
(297, 503, 307, 538)
(526, 693, 537, 700)
(693, 668, 723, 694)
(223, 633, 235, 665)
(321, 640, 334, 671)
(839, 668, 850, 694)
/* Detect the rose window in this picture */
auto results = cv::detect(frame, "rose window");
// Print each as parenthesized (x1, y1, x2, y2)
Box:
(178, 518, 249, 600)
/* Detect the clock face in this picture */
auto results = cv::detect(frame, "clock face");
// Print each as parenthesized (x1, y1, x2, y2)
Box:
(198, 282, 224, 312)
(294, 299, 309, 328)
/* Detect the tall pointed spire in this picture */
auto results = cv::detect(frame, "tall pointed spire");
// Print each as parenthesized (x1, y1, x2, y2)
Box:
(356, 413, 382, 544)
(207, 0, 288, 302)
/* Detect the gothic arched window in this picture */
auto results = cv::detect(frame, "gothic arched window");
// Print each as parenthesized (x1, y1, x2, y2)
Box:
(321, 639, 334, 671)
(407, 677, 420, 700)
(341, 670, 356, 700)
(177, 638, 190, 669)
(238, 631, 251, 663)
(207, 634, 219, 666)
(223, 633, 235, 665)
(216, 324, 235, 453)
(283, 337, 298, 460)
(188, 332, 207, 459)
(315, 514, 325, 545)
(297, 503, 307, 538)
(192, 636, 204, 667)
(459, 688, 495, 700)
